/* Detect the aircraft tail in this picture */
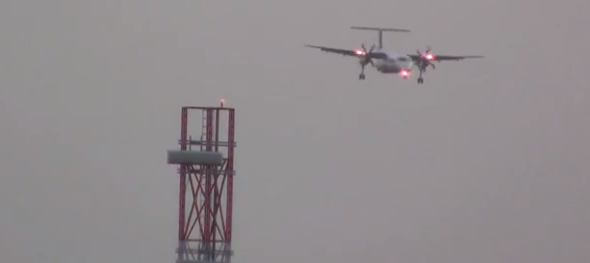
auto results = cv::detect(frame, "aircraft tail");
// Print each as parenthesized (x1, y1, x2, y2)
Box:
(350, 26, 411, 49)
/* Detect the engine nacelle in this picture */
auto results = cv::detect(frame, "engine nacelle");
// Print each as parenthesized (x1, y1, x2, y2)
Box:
(358, 56, 371, 66)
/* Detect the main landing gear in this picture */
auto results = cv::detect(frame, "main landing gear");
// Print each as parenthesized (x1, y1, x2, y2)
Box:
(415, 47, 436, 84)
(356, 43, 375, 81)
(358, 62, 369, 80)
(416, 68, 426, 84)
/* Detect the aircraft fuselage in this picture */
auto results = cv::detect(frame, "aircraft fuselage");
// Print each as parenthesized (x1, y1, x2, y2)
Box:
(374, 58, 406, 73)
(358, 50, 414, 74)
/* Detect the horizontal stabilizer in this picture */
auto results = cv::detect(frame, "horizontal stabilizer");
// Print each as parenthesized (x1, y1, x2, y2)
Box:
(350, 26, 411, 33)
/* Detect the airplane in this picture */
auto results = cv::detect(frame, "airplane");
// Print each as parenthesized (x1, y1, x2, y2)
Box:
(304, 26, 484, 84)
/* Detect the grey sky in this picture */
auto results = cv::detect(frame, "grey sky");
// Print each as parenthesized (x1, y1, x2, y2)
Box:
(1, 1, 589, 263)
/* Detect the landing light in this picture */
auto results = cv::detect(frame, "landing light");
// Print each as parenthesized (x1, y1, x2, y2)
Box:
(400, 70, 410, 79)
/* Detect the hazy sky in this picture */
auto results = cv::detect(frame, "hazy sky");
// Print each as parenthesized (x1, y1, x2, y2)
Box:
(1, 1, 589, 263)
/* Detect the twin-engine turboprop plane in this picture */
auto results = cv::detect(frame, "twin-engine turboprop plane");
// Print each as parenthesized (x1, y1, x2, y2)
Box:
(304, 26, 484, 84)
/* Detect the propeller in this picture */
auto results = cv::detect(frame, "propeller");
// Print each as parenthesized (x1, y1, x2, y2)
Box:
(356, 43, 376, 67)
(416, 46, 436, 70)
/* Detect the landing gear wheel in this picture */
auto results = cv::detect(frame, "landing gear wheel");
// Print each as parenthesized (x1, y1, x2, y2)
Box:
(359, 73, 365, 80)
(417, 77, 424, 84)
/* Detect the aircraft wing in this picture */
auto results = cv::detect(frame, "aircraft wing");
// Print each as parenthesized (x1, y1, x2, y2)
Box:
(407, 54, 484, 62)
(305, 44, 387, 59)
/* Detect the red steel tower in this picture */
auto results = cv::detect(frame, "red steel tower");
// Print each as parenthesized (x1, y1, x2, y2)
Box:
(167, 104, 236, 263)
